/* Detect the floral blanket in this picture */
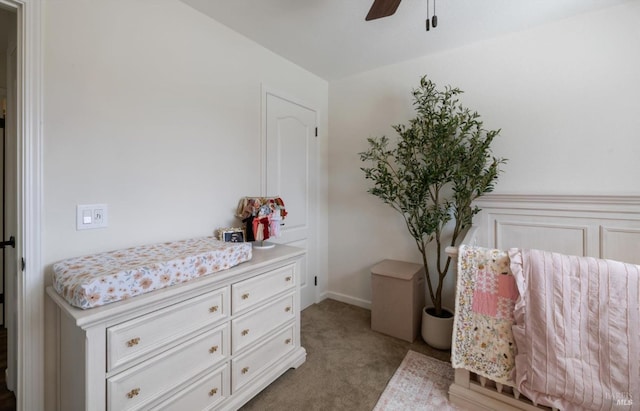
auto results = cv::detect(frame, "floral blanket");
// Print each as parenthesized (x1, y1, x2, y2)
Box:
(451, 245, 519, 385)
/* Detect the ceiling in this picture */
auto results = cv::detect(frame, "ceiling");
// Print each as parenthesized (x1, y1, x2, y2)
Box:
(181, 0, 632, 81)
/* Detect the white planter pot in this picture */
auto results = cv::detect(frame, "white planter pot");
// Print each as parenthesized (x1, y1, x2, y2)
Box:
(421, 306, 454, 350)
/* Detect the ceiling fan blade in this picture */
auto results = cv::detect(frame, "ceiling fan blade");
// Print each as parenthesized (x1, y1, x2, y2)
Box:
(365, 0, 402, 21)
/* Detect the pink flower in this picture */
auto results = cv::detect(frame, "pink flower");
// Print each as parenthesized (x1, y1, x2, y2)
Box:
(140, 278, 153, 289)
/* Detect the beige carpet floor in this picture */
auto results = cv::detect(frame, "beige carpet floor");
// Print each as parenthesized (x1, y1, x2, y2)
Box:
(240, 299, 451, 411)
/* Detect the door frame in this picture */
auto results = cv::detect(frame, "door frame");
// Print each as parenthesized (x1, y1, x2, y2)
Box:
(0, 0, 43, 410)
(0, 85, 5, 327)
(260, 85, 319, 307)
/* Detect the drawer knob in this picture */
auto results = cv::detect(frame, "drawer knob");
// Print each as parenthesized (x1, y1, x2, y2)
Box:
(209, 305, 219, 313)
(241, 329, 250, 336)
(209, 345, 218, 354)
(285, 338, 292, 345)
(241, 366, 250, 374)
(241, 293, 250, 300)
(285, 306, 291, 312)
(285, 276, 292, 282)
(126, 388, 140, 399)
(126, 337, 141, 347)
(209, 388, 218, 396)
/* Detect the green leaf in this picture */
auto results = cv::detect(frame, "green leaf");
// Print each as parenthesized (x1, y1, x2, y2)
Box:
(359, 75, 507, 312)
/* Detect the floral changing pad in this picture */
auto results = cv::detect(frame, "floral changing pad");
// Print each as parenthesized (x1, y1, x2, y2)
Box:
(53, 236, 252, 309)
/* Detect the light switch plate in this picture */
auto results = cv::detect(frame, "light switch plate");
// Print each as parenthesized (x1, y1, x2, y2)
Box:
(77, 204, 108, 230)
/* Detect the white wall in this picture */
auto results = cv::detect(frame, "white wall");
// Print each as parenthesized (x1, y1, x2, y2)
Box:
(327, 2, 640, 308)
(42, 0, 328, 266)
(42, 3, 328, 406)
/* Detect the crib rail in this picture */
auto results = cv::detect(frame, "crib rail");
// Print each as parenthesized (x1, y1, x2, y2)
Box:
(446, 195, 640, 411)
(450, 369, 558, 411)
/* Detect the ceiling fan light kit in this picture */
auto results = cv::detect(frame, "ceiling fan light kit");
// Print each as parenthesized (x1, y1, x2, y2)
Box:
(367, 0, 438, 32)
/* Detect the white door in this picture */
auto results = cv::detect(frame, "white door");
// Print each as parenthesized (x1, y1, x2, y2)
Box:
(264, 91, 317, 310)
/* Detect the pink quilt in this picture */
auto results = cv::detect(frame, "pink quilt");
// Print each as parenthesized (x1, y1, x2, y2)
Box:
(510, 249, 640, 411)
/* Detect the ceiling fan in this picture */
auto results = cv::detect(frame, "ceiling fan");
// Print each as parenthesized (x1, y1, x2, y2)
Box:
(366, 0, 438, 30)
(365, 0, 402, 21)
(365, 0, 400, 21)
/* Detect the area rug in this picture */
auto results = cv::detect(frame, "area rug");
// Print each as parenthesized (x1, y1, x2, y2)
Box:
(373, 350, 466, 411)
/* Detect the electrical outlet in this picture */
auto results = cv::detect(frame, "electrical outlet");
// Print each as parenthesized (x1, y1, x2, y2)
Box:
(77, 204, 108, 230)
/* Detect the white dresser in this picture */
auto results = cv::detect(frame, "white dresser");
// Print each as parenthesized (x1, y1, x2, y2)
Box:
(46, 245, 306, 411)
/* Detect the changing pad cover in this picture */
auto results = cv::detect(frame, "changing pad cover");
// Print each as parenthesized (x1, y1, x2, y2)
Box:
(53, 236, 252, 309)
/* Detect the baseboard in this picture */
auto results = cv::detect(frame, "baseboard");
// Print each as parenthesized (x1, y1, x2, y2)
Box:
(316, 291, 329, 302)
(324, 291, 371, 310)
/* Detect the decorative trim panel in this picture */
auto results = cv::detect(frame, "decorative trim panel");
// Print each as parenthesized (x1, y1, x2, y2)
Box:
(472, 194, 640, 263)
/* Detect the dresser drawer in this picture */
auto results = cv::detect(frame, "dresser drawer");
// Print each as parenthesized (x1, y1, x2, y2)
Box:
(107, 287, 227, 371)
(232, 294, 295, 354)
(232, 325, 295, 392)
(151, 364, 229, 411)
(231, 264, 295, 314)
(107, 324, 228, 411)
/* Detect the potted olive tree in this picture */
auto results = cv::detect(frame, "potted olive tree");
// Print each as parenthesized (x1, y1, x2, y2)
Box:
(360, 76, 505, 349)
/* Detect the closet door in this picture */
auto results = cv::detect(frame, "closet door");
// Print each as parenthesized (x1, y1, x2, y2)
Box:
(264, 91, 317, 310)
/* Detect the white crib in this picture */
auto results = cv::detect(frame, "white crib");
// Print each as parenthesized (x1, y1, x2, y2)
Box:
(447, 194, 640, 411)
